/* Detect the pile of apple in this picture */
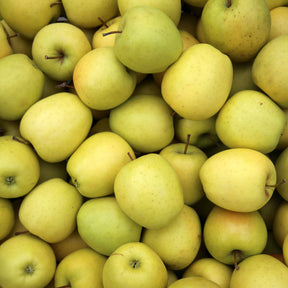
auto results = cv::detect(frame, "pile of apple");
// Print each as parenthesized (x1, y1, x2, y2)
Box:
(1, 0, 288, 287)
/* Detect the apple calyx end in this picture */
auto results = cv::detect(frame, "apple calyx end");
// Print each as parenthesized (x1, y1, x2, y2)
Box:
(5, 176, 15, 185)
(130, 259, 141, 269)
(25, 264, 35, 275)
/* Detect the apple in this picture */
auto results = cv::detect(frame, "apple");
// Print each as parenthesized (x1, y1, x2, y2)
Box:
(114, 153, 184, 229)
(275, 147, 288, 201)
(167, 276, 221, 288)
(203, 206, 268, 268)
(199, 148, 277, 212)
(102, 242, 168, 288)
(200, 0, 271, 62)
(283, 233, 288, 265)
(265, 0, 288, 10)
(32, 22, 92, 82)
(0, 233, 57, 288)
(161, 43, 233, 121)
(0, 198, 15, 241)
(277, 108, 288, 149)
(0, 21, 13, 59)
(269, 6, 288, 41)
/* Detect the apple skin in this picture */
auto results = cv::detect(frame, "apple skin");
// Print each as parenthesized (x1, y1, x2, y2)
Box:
(168, 276, 221, 288)
(0, 198, 15, 241)
(275, 147, 288, 201)
(102, 242, 168, 288)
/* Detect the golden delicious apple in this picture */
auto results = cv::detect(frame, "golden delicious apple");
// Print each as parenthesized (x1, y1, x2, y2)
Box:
(77, 196, 142, 256)
(113, 6, 183, 74)
(114, 153, 184, 229)
(0, 136, 40, 199)
(159, 143, 207, 205)
(161, 43, 233, 121)
(229, 253, 288, 288)
(201, 0, 271, 62)
(19, 178, 83, 243)
(19, 92, 93, 163)
(109, 94, 174, 153)
(252, 34, 288, 108)
(199, 148, 277, 212)
(203, 206, 267, 268)
(215, 90, 287, 154)
(32, 22, 92, 82)
(182, 257, 233, 288)
(0, 53, 45, 121)
(0, 233, 57, 288)
(141, 205, 201, 270)
(168, 276, 221, 288)
(67, 131, 135, 198)
(0, 0, 61, 39)
(275, 147, 288, 200)
(102, 242, 168, 288)
(269, 6, 288, 41)
(54, 247, 107, 288)
(0, 198, 15, 241)
(73, 47, 137, 111)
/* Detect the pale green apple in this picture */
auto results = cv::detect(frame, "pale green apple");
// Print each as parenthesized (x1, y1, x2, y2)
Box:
(0, 21, 12, 59)
(114, 153, 184, 229)
(117, 0, 182, 25)
(200, 148, 277, 212)
(161, 43, 232, 121)
(77, 196, 142, 256)
(215, 90, 287, 154)
(19, 92, 93, 163)
(54, 247, 107, 288)
(269, 7, 288, 41)
(109, 94, 174, 153)
(252, 34, 288, 108)
(0, 198, 15, 241)
(204, 206, 267, 268)
(0, 53, 45, 121)
(275, 147, 288, 201)
(0, 136, 40, 198)
(61, 0, 118, 29)
(182, 257, 233, 288)
(265, 0, 288, 10)
(141, 205, 201, 270)
(19, 178, 83, 243)
(102, 242, 168, 288)
(174, 115, 219, 149)
(200, 0, 271, 62)
(168, 276, 221, 288)
(67, 131, 135, 198)
(73, 47, 137, 110)
(0, 233, 57, 288)
(0, 0, 61, 39)
(159, 143, 207, 205)
(229, 254, 288, 288)
(113, 5, 183, 74)
(32, 22, 92, 82)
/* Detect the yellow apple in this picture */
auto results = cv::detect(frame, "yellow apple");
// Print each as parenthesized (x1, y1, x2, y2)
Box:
(273, 200, 288, 248)
(275, 147, 288, 201)
(168, 276, 221, 288)
(277, 108, 288, 149)
(269, 6, 288, 41)
(0, 198, 15, 241)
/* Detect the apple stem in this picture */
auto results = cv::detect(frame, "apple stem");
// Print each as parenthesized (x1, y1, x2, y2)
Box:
(265, 179, 286, 197)
(226, 0, 232, 7)
(50, 1, 62, 8)
(56, 81, 74, 89)
(102, 30, 122, 37)
(233, 250, 240, 270)
(55, 285, 71, 288)
(98, 17, 109, 28)
(127, 152, 134, 161)
(45, 54, 64, 60)
(184, 134, 191, 154)
(12, 136, 29, 145)
(7, 33, 18, 39)
(15, 230, 29, 235)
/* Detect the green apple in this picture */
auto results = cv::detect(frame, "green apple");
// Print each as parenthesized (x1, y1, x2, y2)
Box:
(66, 131, 135, 198)
(0, 198, 15, 241)
(174, 115, 219, 149)
(0, 233, 57, 288)
(167, 276, 221, 288)
(141, 205, 201, 270)
(200, 0, 271, 62)
(54, 247, 107, 288)
(102, 242, 168, 288)
(269, 6, 288, 41)
(0, 53, 45, 121)
(32, 22, 92, 82)
(73, 47, 137, 111)
(252, 34, 288, 108)
(159, 143, 207, 205)
(109, 94, 174, 153)
(161, 43, 233, 121)
(19, 92, 93, 163)
(275, 147, 288, 201)
(204, 206, 268, 268)
(19, 178, 83, 243)
(112, 5, 183, 74)
(215, 90, 287, 154)
(265, 0, 288, 10)
(0, 0, 61, 39)
(229, 254, 288, 288)
(0, 135, 40, 198)
(182, 257, 233, 288)
(117, 0, 182, 26)
(199, 148, 277, 212)
(114, 153, 184, 229)
(61, 0, 118, 29)
(0, 21, 13, 59)
(77, 196, 142, 256)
